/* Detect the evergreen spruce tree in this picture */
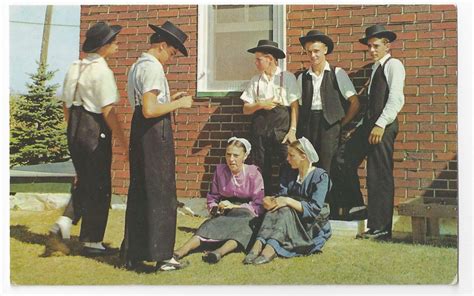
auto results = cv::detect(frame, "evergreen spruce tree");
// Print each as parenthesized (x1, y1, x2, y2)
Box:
(10, 62, 69, 167)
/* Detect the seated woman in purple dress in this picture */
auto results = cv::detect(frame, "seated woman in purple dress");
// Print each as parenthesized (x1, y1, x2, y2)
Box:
(173, 137, 264, 264)
(243, 137, 332, 265)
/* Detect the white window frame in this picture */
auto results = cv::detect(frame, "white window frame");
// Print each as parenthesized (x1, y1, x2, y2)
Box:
(197, 5, 286, 93)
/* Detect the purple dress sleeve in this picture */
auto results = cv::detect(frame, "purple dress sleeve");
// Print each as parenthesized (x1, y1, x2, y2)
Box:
(239, 166, 264, 216)
(206, 165, 222, 212)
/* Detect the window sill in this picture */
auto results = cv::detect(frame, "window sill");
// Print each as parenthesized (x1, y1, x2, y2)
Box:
(196, 91, 243, 98)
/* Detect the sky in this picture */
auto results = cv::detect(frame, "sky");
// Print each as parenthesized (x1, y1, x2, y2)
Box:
(9, 5, 80, 95)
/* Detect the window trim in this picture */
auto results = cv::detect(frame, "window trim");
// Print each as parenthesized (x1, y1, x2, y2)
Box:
(197, 5, 286, 95)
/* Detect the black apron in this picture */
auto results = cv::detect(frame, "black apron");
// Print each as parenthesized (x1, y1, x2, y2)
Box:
(121, 106, 177, 262)
(250, 73, 290, 195)
(67, 105, 112, 242)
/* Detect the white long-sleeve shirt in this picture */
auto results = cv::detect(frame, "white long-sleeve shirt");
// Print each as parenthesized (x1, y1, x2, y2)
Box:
(368, 54, 405, 128)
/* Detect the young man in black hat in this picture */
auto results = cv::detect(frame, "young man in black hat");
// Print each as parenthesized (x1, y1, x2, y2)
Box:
(296, 30, 361, 220)
(241, 40, 300, 195)
(296, 30, 360, 174)
(49, 22, 129, 256)
(343, 24, 405, 240)
(121, 21, 193, 271)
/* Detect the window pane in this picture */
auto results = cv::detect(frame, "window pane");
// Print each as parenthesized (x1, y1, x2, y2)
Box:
(213, 30, 272, 82)
(215, 5, 245, 23)
(248, 5, 273, 21)
(198, 5, 284, 92)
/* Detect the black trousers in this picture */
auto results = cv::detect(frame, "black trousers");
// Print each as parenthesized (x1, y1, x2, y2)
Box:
(67, 106, 112, 242)
(342, 119, 399, 232)
(250, 107, 290, 195)
(304, 110, 341, 174)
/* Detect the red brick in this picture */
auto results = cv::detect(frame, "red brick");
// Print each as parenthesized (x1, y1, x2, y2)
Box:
(431, 5, 456, 11)
(418, 66, 445, 76)
(377, 6, 402, 14)
(390, 13, 416, 23)
(406, 77, 431, 85)
(420, 85, 446, 94)
(432, 22, 457, 30)
(443, 11, 457, 20)
(363, 15, 390, 24)
(419, 104, 446, 113)
(417, 12, 443, 21)
(405, 58, 431, 66)
(434, 114, 457, 122)
(419, 123, 446, 132)
(352, 7, 377, 16)
(338, 16, 363, 25)
(403, 5, 430, 13)
(433, 39, 457, 48)
(434, 133, 457, 142)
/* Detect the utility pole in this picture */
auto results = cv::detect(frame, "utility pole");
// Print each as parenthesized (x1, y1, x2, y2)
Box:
(40, 5, 53, 66)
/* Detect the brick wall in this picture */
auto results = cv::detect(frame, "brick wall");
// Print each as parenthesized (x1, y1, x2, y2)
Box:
(80, 4, 458, 204)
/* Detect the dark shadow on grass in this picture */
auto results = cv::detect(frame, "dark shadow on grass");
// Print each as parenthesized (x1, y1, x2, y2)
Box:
(10, 224, 124, 268)
(177, 226, 198, 233)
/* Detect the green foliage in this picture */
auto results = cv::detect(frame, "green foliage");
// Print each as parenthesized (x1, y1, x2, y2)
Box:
(10, 62, 69, 167)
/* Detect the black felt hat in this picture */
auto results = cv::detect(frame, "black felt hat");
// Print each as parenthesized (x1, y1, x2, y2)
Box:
(359, 24, 397, 45)
(149, 21, 189, 57)
(82, 22, 122, 53)
(299, 30, 334, 54)
(247, 40, 286, 59)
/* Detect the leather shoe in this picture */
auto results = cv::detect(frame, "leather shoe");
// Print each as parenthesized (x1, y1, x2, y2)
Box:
(253, 253, 277, 265)
(242, 252, 259, 265)
(356, 229, 391, 240)
(368, 229, 391, 241)
(202, 251, 221, 264)
(82, 246, 118, 257)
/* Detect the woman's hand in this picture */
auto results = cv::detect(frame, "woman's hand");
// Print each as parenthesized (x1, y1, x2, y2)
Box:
(270, 197, 290, 212)
(263, 196, 277, 211)
(218, 200, 238, 211)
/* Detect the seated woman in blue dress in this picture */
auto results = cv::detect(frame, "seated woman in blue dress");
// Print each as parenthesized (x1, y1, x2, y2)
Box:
(243, 137, 332, 265)
(173, 137, 264, 264)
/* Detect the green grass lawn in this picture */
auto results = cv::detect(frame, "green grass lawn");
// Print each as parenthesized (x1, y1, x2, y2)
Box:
(10, 209, 457, 285)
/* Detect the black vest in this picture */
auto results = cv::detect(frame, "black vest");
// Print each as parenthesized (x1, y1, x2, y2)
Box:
(297, 66, 346, 137)
(366, 57, 392, 126)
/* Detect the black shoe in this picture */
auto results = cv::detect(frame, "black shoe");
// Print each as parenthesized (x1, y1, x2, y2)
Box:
(242, 252, 259, 265)
(356, 229, 391, 240)
(253, 253, 277, 265)
(157, 259, 189, 271)
(82, 246, 118, 257)
(202, 251, 221, 264)
(368, 229, 391, 241)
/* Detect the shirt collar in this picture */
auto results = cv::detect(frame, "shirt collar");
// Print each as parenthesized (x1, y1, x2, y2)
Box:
(83, 53, 107, 65)
(372, 53, 392, 69)
(307, 61, 330, 77)
(262, 66, 282, 82)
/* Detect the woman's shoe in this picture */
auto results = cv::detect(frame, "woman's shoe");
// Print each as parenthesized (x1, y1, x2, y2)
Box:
(202, 251, 221, 264)
(242, 252, 259, 265)
(253, 253, 277, 265)
(157, 259, 189, 271)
